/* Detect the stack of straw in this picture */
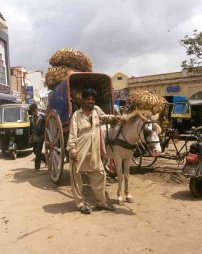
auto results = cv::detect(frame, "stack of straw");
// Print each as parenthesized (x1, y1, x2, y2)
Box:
(45, 48, 92, 89)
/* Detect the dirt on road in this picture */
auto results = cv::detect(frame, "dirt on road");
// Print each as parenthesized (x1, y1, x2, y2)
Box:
(0, 149, 202, 254)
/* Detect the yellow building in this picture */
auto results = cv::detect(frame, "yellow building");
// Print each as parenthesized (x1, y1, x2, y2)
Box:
(112, 70, 202, 100)
(111, 71, 129, 99)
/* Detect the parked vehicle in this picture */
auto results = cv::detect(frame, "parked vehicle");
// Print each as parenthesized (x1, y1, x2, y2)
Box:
(171, 99, 202, 134)
(0, 92, 18, 105)
(182, 126, 202, 197)
(132, 127, 192, 171)
(0, 104, 32, 159)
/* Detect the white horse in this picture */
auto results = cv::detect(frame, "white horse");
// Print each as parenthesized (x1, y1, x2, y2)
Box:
(103, 110, 162, 205)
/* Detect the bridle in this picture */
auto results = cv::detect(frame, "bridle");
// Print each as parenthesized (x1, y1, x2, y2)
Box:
(106, 117, 160, 151)
(136, 118, 161, 155)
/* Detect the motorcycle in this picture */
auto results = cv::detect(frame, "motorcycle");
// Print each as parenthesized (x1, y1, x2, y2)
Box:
(182, 126, 202, 197)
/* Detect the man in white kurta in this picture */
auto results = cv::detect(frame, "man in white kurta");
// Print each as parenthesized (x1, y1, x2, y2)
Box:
(68, 89, 121, 214)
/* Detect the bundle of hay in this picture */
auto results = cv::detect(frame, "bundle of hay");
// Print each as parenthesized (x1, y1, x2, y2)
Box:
(127, 90, 167, 114)
(49, 48, 92, 72)
(127, 90, 170, 130)
(70, 88, 82, 108)
(45, 48, 92, 89)
(45, 66, 79, 89)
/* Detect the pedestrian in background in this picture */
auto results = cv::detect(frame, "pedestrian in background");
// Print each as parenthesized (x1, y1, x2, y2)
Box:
(29, 103, 46, 171)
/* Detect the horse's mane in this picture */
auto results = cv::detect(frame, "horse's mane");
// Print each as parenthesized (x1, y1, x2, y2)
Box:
(122, 110, 149, 122)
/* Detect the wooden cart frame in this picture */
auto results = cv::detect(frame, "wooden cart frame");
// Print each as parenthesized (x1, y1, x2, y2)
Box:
(45, 72, 114, 183)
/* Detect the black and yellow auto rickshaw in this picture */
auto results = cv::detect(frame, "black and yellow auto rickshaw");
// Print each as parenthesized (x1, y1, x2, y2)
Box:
(0, 104, 32, 159)
(171, 99, 202, 133)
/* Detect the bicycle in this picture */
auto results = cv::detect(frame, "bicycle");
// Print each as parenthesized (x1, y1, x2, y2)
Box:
(132, 128, 195, 170)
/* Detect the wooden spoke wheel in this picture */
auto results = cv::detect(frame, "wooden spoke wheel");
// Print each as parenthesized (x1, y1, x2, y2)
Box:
(45, 110, 65, 184)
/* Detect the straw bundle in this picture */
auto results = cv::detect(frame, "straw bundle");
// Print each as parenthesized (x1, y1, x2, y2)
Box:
(45, 48, 93, 89)
(45, 66, 79, 89)
(70, 89, 83, 108)
(127, 90, 167, 114)
(49, 48, 92, 72)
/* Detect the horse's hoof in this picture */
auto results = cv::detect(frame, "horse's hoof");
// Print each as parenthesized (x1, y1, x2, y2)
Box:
(117, 199, 124, 206)
(126, 196, 134, 203)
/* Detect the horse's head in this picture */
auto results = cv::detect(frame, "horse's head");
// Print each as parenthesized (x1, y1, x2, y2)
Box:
(139, 113, 162, 157)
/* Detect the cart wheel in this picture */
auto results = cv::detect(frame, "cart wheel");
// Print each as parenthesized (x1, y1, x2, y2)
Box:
(10, 151, 17, 160)
(45, 110, 65, 184)
(141, 156, 157, 168)
(189, 177, 202, 198)
(130, 147, 142, 173)
(104, 158, 117, 178)
(131, 147, 157, 173)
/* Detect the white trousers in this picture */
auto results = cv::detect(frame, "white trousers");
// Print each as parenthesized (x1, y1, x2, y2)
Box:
(70, 168, 106, 208)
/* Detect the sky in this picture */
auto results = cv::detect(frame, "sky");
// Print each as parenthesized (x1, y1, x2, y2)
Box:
(1, 0, 202, 77)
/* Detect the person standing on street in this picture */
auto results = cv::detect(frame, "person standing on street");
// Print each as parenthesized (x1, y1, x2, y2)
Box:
(29, 103, 46, 171)
(67, 88, 123, 214)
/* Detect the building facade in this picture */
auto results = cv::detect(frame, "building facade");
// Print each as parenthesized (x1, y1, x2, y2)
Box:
(112, 70, 202, 100)
(111, 71, 129, 100)
(10, 66, 27, 102)
(26, 71, 49, 106)
(0, 12, 10, 94)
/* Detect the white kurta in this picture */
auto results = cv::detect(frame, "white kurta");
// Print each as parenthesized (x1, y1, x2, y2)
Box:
(67, 105, 114, 173)
(67, 105, 115, 208)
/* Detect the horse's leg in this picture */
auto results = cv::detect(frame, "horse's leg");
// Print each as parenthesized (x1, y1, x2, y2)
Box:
(115, 157, 124, 205)
(123, 158, 134, 203)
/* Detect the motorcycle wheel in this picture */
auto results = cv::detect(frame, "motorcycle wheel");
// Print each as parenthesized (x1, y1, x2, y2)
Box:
(189, 177, 202, 197)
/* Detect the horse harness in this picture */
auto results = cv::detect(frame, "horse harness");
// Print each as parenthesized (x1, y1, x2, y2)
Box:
(106, 118, 159, 151)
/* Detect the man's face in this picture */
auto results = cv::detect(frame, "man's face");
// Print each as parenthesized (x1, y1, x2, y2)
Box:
(83, 95, 95, 110)
(32, 108, 38, 116)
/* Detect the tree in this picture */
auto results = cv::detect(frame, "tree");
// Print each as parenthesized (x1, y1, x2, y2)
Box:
(180, 30, 202, 73)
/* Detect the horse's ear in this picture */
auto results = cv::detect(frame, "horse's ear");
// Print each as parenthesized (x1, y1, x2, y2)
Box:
(150, 113, 159, 121)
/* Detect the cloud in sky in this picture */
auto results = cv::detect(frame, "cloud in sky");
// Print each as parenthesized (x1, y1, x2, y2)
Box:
(1, 0, 202, 76)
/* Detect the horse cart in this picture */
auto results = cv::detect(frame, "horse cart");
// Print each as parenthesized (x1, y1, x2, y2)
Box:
(45, 72, 114, 184)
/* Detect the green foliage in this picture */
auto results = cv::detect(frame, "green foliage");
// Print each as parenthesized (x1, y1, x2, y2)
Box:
(180, 30, 202, 73)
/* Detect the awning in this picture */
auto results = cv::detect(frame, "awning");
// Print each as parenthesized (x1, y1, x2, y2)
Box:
(0, 93, 18, 102)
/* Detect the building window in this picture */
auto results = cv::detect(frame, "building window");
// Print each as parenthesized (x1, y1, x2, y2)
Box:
(0, 54, 6, 85)
(117, 77, 122, 80)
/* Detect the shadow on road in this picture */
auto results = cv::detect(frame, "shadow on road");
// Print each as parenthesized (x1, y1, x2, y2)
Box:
(43, 201, 76, 214)
(171, 190, 202, 201)
(12, 166, 136, 215)
(0, 150, 32, 160)
(12, 166, 71, 190)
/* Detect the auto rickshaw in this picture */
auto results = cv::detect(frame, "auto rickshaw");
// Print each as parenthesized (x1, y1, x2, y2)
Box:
(171, 100, 202, 134)
(0, 104, 32, 159)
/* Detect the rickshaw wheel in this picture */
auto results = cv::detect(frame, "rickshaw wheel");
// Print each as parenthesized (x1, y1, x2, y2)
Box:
(45, 110, 65, 184)
(189, 177, 202, 198)
(10, 151, 17, 160)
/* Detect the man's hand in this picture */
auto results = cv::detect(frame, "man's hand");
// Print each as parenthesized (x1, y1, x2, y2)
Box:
(114, 115, 127, 122)
(70, 150, 79, 161)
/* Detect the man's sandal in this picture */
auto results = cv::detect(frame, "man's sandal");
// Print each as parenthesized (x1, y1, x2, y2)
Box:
(96, 203, 116, 211)
(79, 203, 92, 214)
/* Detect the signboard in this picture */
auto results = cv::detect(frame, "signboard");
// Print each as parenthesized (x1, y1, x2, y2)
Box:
(26, 86, 34, 104)
(167, 86, 180, 92)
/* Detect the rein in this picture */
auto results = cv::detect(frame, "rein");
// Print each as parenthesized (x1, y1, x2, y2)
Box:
(106, 117, 160, 151)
